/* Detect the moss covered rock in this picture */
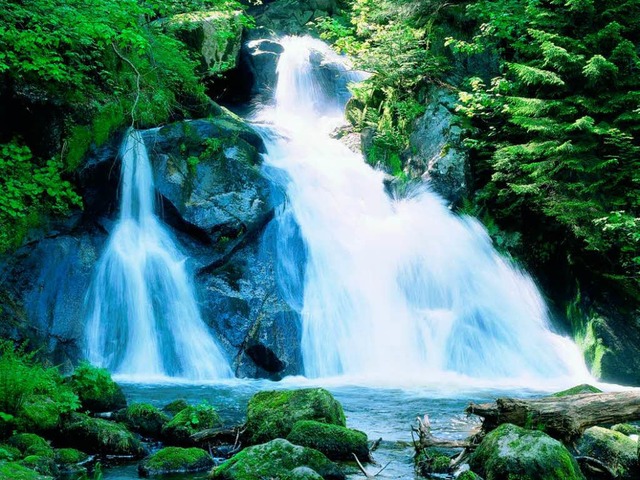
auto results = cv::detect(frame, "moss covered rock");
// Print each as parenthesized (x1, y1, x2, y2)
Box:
(415, 447, 452, 476)
(286, 420, 369, 461)
(8, 434, 54, 458)
(244, 389, 346, 445)
(17, 395, 69, 433)
(138, 446, 214, 476)
(59, 413, 144, 457)
(550, 384, 602, 397)
(469, 423, 584, 480)
(161, 404, 222, 446)
(210, 438, 345, 480)
(284, 466, 324, 480)
(576, 426, 639, 479)
(19, 455, 58, 477)
(116, 403, 170, 438)
(611, 423, 640, 436)
(67, 363, 127, 413)
(0, 461, 53, 479)
(163, 399, 190, 417)
(54, 448, 89, 465)
(0, 444, 21, 461)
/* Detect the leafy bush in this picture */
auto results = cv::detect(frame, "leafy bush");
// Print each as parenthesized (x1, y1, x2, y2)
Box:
(67, 362, 126, 413)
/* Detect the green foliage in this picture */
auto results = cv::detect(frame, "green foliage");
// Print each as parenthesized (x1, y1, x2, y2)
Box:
(0, 341, 80, 436)
(316, 0, 450, 173)
(68, 362, 126, 413)
(455, 0, 640, 298)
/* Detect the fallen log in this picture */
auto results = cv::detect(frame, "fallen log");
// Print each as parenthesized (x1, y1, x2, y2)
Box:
(466, 391, 640, 443)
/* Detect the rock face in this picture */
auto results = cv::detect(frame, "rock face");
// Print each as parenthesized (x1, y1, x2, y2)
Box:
(469, 423, 585, 480)
(249, 0, 338, 35)
(0, 107, 304, 379)
(406, 88, 469, 207)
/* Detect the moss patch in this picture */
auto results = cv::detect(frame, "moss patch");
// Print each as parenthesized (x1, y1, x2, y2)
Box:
(415, 447, 452, 476)
(287, 420, 369, 461)
(59, 413, 144, 456)
(210, 438, 345, 480)
(550, 384, 602, 397)
(244, 389, 346, 445)
(117, 403, 169, 438)
(139, 446, 214, 476)
(163, 399, 189, 417)
(162, 403, 222, 446)
(54, 448, 89, 465)
(0, 461, 53, 479)
(8, 434, 53, 458)
(20, 455, 58, 477)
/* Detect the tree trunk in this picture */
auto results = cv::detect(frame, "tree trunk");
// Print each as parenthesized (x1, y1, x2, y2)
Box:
(466, 391, 640, 443)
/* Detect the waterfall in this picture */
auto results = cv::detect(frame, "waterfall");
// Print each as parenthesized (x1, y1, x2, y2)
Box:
(256, 36, 591, 384)
(84, 130, 232, 381)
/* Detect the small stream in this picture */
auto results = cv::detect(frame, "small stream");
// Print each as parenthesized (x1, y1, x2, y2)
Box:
(103, 380, 548, 480)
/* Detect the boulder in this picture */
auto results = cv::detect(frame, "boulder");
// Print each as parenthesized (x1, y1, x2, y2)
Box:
(240, 28, 284, 101)
(161, 404, 222, 446)
(576, 426, 639, 479)
(244, 388, 346, 445)
(58, 413, 144, 457)
(19, 455, 58, 477)
(469, 423, 584, 480)
(67, 362, 127, 413)
(8, 434, 53, 458)
(54, 448, 89, 476)
(287, 420, 369, 461)
(210, 438, 345, 480)
(115, 403, 170, 438)
(138, 447, 214, 477)
(284, 466, 325, 480)
(249, 0, 339, 35)
(407, 88, 469, 207)
(165, 10, 244, 76)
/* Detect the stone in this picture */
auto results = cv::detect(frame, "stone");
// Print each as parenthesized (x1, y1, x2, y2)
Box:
(249, 0, 338, 35)
(469, 423, 584, 480)
(210, 438, 345, 480)
(244, 388, 346, 445)
(287, 420, 369, 461)
(115, 403, 170, 439)
(161, 404, 222, 446)
(576, 426, 639, 479)
(138, 447, 214, 477)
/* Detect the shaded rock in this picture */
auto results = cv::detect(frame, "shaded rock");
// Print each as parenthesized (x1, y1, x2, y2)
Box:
(162, 404, 222, 446)
(210, 438, 345, 480)
(287, 420, 369, 461)
(115, 403, 170, 438)
(67, 362, 127, 413)
(165, 10, 244, 76)
(406, 87, 469, 206)
(8, 434, 53, 458)
(0, 461, 53, 480)
(250, 0, 338, 35)
(239, 28, 284, 101)
(0, 444, 21, 461)
(58, 413, 144, 457)
(19, 455, 58, 477)
(138, 447, 214, 477)
(244, 388, 346, 445)
(54, 447, 89, 476)
(576, 426, 639, 479)
(469, 423, 584, 480)
(551, 384, 603, 397)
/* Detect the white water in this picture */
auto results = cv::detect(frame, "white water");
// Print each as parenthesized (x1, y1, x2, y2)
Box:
(256, 36, 591, 387)
(84, 130, 232, 381)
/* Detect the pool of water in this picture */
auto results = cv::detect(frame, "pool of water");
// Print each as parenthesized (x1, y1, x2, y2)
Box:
(101, 379, 553, 480)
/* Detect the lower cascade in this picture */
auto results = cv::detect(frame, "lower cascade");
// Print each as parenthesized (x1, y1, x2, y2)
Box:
(84, 130, 232, 380)
(257, 36, 591, 384)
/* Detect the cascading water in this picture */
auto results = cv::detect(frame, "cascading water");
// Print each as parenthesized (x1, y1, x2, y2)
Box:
(256, 36, 591, 385)
(84, 130, 232, 381)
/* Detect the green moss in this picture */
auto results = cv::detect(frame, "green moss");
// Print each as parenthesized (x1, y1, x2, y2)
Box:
(0, 461, 53, 479)
(93, 103, 126, 146)
(575, 316, 609, 378)
(65, 125, 92, 170)
(245, 389, 346, 445)
(161, 403, 221, 446)
(576, 426, 638, 479)
(287, 420, 369, 461)
(54, 448, 88, 465)
(0, 444, 21, 461)
(17, 395, 63, 432)
(457, 471, 482, 480)
(163, 399, 189, 417)
(138, 446, 214, 476)
(60, 413, 144, 456)
(550, 384, 603, 397)
(67, 362, 127, 413)
(210, 438, 344, 480)
(469, 424, 583, 480)
(415, 447, 452, 475)
(20, 455, 58, 477)
(611, 424, 640, 436)
(117, 403, 169, 438)
(8, 434, 53, 458)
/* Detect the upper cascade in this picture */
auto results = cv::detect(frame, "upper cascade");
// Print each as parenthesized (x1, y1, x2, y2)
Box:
(255, 36, 591, 386)
(84, 130, 232, 381)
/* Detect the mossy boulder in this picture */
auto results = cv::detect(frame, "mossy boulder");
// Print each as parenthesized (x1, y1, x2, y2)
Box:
(0, 461, 53, 479)
(0, 444, 21, 461)
(576, 426, 639, 479)
(415, 447, 452, 476)
(163, 399, 190, 417)
(20, 455, 58, 477)
(284, 466, 324, 480)
(138, 447, 214, 477)
(469, 423, 584, 480)
(67, 363, 127, 413)
(8, 434, 54, 458)
(116, 403, 170, 438)
(16, 395, 68, 433)
(59, 413, 144, 457)
(210, 438, 345, 480)
(161, 404, 222, 446)
(611, 423, 640, 436)
(244, 389, 346, 445)
(286, 420, 369, 461)
(54, 448, 89, 465)
(550, 384, 603, 397)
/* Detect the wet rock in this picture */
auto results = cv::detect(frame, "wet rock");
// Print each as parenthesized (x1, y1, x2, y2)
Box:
(469, 423, 584, 480)
(210, 438, 345, 480)
(576, 426, 639, 479)
(138, 447, 214, 477)
(244, 388, 346, 445)
(287, 420, 369, 461)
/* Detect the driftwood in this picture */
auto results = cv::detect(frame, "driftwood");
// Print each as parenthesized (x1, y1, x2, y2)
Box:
(466, 391, 640, 443)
